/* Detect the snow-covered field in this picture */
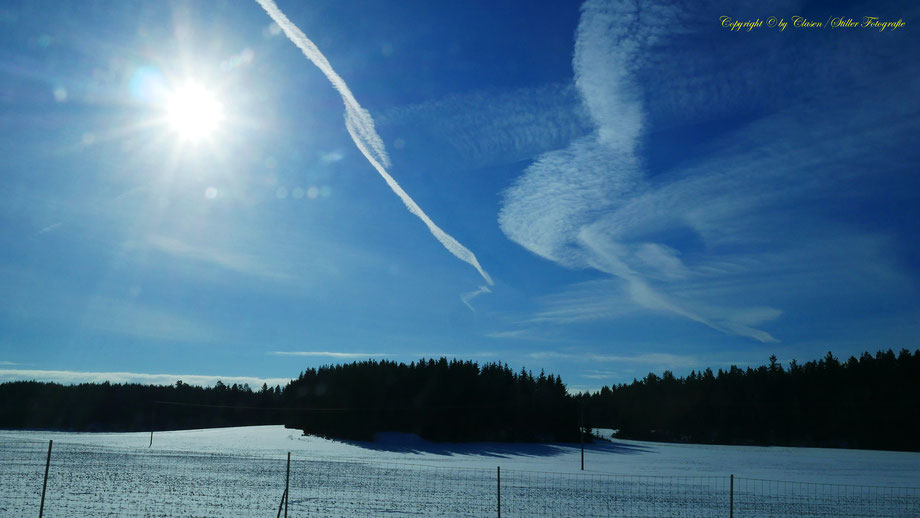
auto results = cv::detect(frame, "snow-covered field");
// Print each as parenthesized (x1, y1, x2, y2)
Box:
(1, 426, 918, 517)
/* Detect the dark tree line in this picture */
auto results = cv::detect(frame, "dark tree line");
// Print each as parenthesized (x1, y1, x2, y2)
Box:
(0, 380, 284, 432)
(281, 358, 580, 442)
(580, 349, 920, 452)
(3, 350, 917, 450)
(0, 358, 581, 443)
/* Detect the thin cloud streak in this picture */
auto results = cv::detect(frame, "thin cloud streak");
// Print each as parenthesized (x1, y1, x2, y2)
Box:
(270, 350, 499, 360)
(270, 351, 388, 359)
(486, 329, 537, 339)
(80, 295, 219, 344)
(527, 351, 710, 372)
(255, 0, 493, 287)
(581, 369, 620, 380)
(146, 234, 292, 282)
(522, 279, 636, 324)
(0, 369, 291, 388)
(461, 285, 492, 312)
(36, 222, 63, 235)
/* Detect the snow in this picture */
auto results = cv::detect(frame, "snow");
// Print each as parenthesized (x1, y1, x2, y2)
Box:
(3, 425, 916, 485)
(1, 425, 918, 517)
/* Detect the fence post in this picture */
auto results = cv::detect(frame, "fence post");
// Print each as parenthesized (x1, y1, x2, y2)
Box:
(39, 439, 52, 518)
(579, 406, 584, 471)
(276, 488, 286, 518)
(729, 474, 734, 518)
(497, 466, 501, 518)
(285, 452, 290, 518)
(149, 405, 155, 448)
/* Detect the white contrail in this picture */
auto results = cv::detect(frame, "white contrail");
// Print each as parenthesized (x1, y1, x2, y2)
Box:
(255, 0, 493, 286)
(460, 285, 492, 312)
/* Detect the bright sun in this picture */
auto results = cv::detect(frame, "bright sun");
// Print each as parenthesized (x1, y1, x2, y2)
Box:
(165, 83, 224, 142)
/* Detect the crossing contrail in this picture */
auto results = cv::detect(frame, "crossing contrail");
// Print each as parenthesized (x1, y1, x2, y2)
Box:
(461, 285, 492, 312)
(255, 0, 494, 286)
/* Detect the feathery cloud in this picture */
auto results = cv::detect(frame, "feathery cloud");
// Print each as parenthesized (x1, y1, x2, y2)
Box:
(378, 83, 591, 170)
(498, 0, 918, 342)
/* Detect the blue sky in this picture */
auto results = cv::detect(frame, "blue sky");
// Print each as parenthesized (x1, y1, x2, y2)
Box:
(1, 0, 918, 392)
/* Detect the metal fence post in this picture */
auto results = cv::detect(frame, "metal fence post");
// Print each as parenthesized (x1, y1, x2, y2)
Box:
(38, 439, 52, 518)
(149, 405, 155, 448)
(285, 452, 290, 518)
(276, 488, 287, 518)
(497, 466, 501, 518)
(729, 474, 734, 518)
(579, 406, 584, 471)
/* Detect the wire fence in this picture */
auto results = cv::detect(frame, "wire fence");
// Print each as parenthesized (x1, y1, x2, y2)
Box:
(2, 436, 919, 517)
(733, 477, 920, 518)
(499, 470, 731, 517)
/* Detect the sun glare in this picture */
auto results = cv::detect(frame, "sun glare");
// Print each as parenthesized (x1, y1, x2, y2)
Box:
(165, 83, 224, 142)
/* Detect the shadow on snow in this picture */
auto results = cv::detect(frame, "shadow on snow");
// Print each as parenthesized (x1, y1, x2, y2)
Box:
(336, 432, 655, 458)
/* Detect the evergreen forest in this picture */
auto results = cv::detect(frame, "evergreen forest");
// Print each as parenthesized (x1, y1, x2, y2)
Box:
(1, 350, 917, 450)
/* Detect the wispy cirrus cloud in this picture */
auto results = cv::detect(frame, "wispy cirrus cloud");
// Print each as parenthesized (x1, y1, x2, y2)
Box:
(460, 285, 492, 312)
(527, 351, 701, 370)
(269, 351, 388, 359)
(79, 296, 219, 344)
(378, 82, 592, 170)
(0, 369, 291, 387)
(36, 222, 63, 236)
(255, 0, 493, 287)
(522, 279, 637, 325)
(498, 0, 919, 343)
(145, 234, 293, 282)
(270, 350, 500, 361)
(486, 329, 542, 340)
(581, 369, 619, 380)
